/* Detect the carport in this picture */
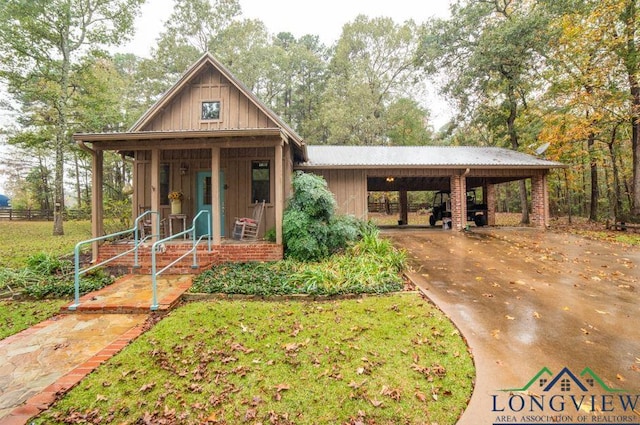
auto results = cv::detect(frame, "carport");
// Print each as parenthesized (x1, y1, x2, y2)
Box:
(295, 146, 565, 230)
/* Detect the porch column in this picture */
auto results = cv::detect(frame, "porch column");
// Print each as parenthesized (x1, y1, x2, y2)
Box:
(150, 148, 160, 241)
(211, 147, 221, 244)
(484, 181, 497, 226)
(399, 190, 408, 225)
(450, 173, 467, 231)
(91, 149, 104, 262)
(530, 173, 549, 228)
(275, 141, 284, 245)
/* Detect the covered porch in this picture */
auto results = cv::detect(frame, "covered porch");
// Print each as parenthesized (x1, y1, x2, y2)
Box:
(75, 128, 300, 263)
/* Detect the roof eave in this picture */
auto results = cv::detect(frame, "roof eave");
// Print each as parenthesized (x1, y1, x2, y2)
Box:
(73, 128, 283, 142)
(294, 164, 566, 170)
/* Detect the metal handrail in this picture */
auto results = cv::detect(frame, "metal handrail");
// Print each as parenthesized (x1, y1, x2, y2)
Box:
(69, 210, 160, 311)
(150, 210, 212, 310)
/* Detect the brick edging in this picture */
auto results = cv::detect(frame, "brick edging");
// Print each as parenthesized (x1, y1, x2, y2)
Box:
(2, 322, 147, 425)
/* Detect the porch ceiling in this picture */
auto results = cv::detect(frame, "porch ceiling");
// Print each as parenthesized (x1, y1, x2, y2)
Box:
(367, 175, 533, 192)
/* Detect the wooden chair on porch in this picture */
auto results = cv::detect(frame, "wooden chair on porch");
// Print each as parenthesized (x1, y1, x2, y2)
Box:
(138, 206, 166, 239)
(232, 200, 265, 241)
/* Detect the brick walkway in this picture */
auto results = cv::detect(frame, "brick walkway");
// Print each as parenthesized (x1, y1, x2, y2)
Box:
(0, 275, 193, 425)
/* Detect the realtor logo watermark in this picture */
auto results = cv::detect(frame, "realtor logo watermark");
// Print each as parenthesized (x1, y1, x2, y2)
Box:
(491, 367, 640, 425)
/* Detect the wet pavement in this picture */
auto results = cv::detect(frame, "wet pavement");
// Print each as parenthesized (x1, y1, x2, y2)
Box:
(385, 228, 640, 425)
(0, 274, 192, 424)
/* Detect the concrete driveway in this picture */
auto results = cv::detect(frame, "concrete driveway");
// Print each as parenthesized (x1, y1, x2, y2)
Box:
(385, 228, 640, 425)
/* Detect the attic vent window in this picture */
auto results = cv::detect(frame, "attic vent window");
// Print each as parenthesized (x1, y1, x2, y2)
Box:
(201, 101, 221, 120)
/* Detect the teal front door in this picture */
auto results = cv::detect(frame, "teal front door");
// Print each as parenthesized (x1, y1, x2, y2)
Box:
(196, 171, 225, 237)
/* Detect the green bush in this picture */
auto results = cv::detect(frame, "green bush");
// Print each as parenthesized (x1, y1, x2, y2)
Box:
(283, 172, 363, 261)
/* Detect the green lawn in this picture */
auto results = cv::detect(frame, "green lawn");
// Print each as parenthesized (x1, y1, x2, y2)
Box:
(36, 295, 474, 425)
(0, 220, 92, 268)
(0, 299, 69, 339)
(0, 220, 92, 339)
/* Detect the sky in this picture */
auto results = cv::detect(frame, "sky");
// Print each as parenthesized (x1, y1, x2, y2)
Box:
(0, 0, 453, 194)
(115, 0, 454, 127)
(121, 0, 452, 56)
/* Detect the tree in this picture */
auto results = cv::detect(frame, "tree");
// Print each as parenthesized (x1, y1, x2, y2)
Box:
(0, 0, 144, 235)
(419, 0, 551, 223)
(386, 98, 433, 145)
(322, 15, 423, 145)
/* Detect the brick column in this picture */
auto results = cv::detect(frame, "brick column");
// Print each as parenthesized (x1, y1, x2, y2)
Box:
(450, 174, 467, 230)
(485, 182, 496, 226)
(530, 173, 548, 228)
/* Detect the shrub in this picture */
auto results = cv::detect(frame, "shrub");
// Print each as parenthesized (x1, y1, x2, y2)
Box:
(283, 172, 363, 261)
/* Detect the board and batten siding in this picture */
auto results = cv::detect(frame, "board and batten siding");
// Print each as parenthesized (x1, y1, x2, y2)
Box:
(133, 147, 276, 238)
(140, 67, 278, 132)
(310, 169, 368, 219)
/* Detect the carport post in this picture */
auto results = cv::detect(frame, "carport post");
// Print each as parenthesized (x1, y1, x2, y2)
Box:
(450, 173, 467, 231)
(399, 190, 408, 225)
(484, 181, 496, 226)
(530, 173, 549, 228)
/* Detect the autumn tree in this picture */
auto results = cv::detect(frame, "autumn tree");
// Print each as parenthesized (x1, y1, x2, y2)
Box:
(0, 0, 144, 235)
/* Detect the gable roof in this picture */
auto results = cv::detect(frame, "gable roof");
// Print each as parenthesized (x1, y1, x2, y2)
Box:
(129, 52, 305, 152)
(297, 146, 565, 169)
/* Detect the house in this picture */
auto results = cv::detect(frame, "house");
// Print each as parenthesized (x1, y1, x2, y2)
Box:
(74, 53, 563, 264)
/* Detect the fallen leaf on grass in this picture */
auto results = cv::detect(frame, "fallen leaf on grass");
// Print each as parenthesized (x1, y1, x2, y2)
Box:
(533, 312, 541, 319)
(617, 373, 626, 382)
(415, 391, 427, 402)
(369, 398, 383, 408)
(95, 394, 108, 402)
(139, 383, 155, 393)
(505, 315, 515, 320)
(273, 383, 290, 401)
(380, 385, 401, 401)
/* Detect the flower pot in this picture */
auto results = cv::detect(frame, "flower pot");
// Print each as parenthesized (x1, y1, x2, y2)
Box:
(170, 199, 182, 214)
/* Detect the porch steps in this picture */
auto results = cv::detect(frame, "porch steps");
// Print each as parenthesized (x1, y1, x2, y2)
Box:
(98, 243, 217, 275)
(97, 241, 284, 275)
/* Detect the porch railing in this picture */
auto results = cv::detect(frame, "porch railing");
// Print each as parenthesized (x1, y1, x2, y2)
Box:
(150, 210, 212, 311)
(69, 210, 161, 311)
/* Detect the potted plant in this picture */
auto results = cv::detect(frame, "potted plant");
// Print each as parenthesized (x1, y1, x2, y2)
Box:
(168, 191, 183, 214)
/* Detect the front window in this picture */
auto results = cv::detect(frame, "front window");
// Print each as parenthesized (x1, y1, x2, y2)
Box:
(201, 101, 221, 120)
(160, 164, 170, 205)
(251, 160, 270, 203)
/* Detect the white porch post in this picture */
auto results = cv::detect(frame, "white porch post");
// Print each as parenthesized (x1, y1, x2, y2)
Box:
(91, 149, 104, 262)
(275, 141, 284, 245)
(211, 147, 221, 244)
(150, 148, 160, 241)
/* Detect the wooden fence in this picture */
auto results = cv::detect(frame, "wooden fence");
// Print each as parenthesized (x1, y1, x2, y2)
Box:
(0, 208, 90, 221)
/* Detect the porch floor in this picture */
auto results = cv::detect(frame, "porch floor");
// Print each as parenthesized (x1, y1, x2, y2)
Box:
(63, 274, 193, 314)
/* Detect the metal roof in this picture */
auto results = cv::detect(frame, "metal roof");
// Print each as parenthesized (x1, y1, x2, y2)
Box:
(297, 146, 564, 169)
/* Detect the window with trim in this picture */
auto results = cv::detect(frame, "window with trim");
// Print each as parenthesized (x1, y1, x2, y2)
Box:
(201, 101, 221, 120)
(160, 164, 170, 205)
(251, 160, 270, 203)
